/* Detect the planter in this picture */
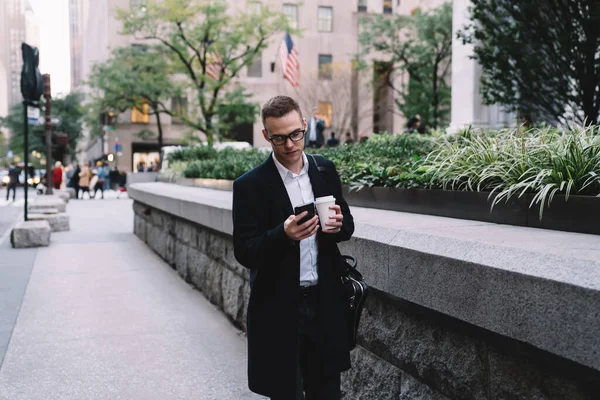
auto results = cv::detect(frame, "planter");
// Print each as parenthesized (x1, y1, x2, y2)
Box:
(157, 174, 233, 191)
(158, 174, 598, 235)
(343, 186, 600, 235)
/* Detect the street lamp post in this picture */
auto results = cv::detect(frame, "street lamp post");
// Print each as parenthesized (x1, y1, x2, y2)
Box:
(43, 74, 53, 195)
(20, 42, 44, 221)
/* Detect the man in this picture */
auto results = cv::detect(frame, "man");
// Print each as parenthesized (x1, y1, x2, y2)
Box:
(233, 96, 354, 400)
(326, 131, 339, 148)
(344, 132, 354, 144)
(52, 161, 63, 190)
(304, 107, 325, 148)
(6, 163, 19, 201)
(72, 164, 81, 199)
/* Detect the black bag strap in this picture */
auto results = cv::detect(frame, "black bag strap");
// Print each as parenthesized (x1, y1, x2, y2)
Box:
(309, 154, 327, 173)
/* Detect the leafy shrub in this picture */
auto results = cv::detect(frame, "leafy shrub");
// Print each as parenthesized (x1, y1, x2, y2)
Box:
(424, 126, 600, 218)
(167, 145, 218, 163)
(183, 148, 266, 180)
(312, 133, 436, 190)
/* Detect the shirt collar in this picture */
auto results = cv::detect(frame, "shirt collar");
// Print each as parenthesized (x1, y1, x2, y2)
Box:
(272, 152, 309, 181)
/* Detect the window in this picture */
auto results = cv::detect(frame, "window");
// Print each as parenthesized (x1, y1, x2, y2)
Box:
(383, 0, 393, 14)
(131, 103, 149, 124)
(247, 53, 262, 77)
(248, 1, 262, 13)
(358, 0, 367, 12)
(171, 97, 188, 124)
(283, 4, 298, 29)
(318, 54, 333, 80)
(318, 6, 333, 32)
(318, 102, 332, 128)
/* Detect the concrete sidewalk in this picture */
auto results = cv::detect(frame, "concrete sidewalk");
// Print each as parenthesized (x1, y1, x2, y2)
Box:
(0, 195, 263, 399)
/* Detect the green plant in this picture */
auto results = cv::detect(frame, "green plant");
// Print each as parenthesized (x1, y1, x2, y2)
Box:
(183, 148, 266, 180)
(424, 126, 600, 219)
(313, 133, 436, 190)
(167, 145, 218, 163)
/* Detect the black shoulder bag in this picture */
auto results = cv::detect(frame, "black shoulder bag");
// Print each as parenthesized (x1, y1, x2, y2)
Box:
(309, 154, 369, 350)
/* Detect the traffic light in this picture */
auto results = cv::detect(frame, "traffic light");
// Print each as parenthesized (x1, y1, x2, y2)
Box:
(20, 43, 44, 102)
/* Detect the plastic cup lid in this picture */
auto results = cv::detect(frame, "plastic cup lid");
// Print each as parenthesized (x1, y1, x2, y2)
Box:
(315, 195, 335, 203)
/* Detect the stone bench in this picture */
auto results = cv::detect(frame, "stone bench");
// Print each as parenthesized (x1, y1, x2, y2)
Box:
(53, 191, 71, 203)
(11, 220, 51, 248)
(33, 208, 58, 215)
(28, 213, 70, 232)
(29, 198, 66, 213)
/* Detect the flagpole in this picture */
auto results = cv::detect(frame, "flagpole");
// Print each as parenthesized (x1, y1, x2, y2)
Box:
(275, 37, 283, 96)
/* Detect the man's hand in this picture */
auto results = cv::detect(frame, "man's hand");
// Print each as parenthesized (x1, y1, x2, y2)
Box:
(321, 205, 343, 234)
(284, 212, 320, 241)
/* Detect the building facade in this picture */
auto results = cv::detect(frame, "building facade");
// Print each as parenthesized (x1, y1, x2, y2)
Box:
(73, 0, 443, 172)
(447, 0, 514, 133)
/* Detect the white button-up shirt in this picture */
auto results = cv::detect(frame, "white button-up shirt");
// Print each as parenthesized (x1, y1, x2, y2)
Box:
(272, 152, 318, 286)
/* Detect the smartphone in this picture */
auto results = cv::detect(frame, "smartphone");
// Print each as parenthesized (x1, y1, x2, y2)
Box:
(294, 202, 315, 225)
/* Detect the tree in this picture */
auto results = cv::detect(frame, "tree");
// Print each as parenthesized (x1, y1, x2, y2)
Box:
(294, 64, 372, 138)
(356, 2, 452, 130)
(459, 0, 600, 126)
(118, 0, 295, 145)
(0, 93, 84, 162)
(0, 130, 8, 167)
(86, 45, 180, 165)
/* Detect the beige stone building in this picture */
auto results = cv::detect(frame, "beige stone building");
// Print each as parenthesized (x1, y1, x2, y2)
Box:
(73, 0, 444, 172)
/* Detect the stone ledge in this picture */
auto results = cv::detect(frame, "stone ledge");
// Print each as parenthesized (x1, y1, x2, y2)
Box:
(128, 182, 600, 371)
(29, 197, 67, 213)
(11, 220, 51, 248)
(28, 213, 70, 232)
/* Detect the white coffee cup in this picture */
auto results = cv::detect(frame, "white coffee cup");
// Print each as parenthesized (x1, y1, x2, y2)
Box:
(315, 195, 337, 230)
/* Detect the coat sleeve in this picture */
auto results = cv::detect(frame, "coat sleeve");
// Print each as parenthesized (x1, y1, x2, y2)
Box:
(323, 160, 354, 243)
(232, 178, 296, 270)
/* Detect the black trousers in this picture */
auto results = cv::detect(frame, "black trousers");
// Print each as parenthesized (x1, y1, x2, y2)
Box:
(272, 285, 341, 400)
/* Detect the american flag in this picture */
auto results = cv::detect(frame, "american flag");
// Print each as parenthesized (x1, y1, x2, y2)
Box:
(279, 32, 299, 87)
(206, 53, 223, 80)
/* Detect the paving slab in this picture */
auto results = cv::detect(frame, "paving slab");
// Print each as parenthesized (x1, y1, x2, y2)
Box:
(0, 198, 264, 400)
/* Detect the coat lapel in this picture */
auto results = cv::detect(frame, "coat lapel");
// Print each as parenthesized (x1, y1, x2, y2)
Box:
(264, 154, 294, 219)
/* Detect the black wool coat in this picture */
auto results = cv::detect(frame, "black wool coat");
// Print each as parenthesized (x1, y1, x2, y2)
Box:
(232, 154, 354, 398)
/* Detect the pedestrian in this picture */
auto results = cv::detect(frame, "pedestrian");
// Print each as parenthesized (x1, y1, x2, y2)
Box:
(52, 161, 63, 190)
(78, 164, 92, 199)
(344, 131, 354, 144)
(65, 164, 75, 187)
(5, 163, 19, 201)
(103, 163, 111, 191)
(232, 95, 355, 400)
(93, 161, 105, 199)
(304, 107, 325, 149)
(137, 161, 145, 173)
(72, 163, 81, 199)
(326, 131, 339, 147)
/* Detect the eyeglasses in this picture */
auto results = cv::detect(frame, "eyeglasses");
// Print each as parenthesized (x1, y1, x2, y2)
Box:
(267, 129, 306, 146)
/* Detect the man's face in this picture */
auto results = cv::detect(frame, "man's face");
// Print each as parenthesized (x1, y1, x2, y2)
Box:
(313, 109, 320, 118)
(262, 110, 306, 166)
